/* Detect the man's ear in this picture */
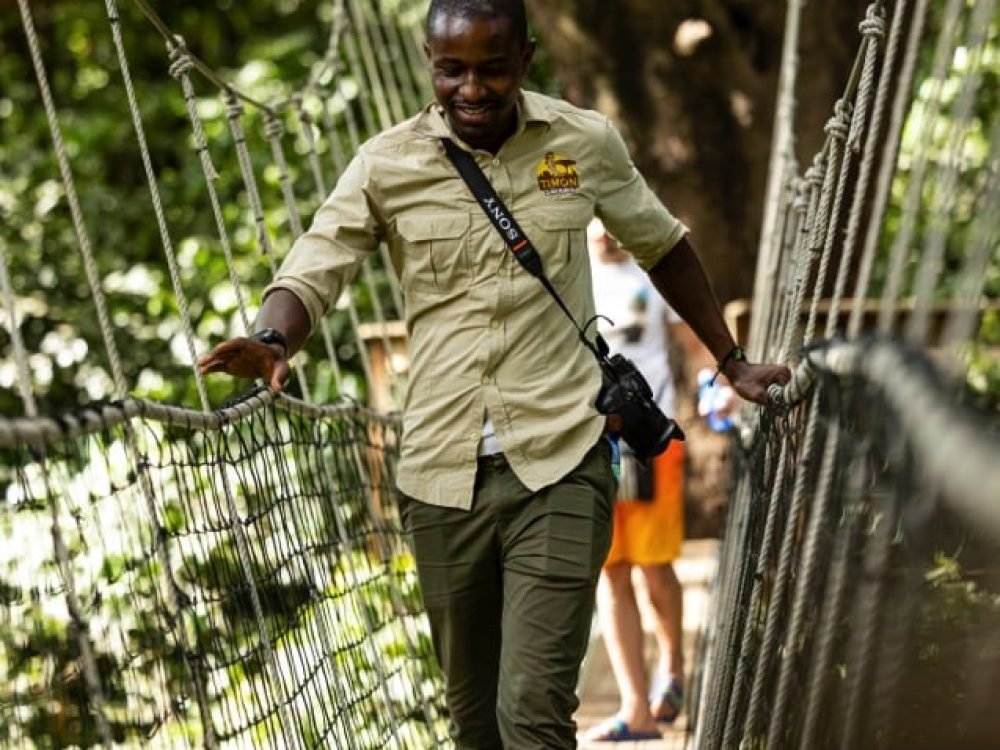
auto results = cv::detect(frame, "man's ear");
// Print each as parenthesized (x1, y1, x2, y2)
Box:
(522, 38, 537, 71)
(423, 40, 432, 61)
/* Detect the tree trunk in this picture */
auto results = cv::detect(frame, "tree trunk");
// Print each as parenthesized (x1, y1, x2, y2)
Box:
(525, 0, 869, 302)
(525, 0, 871, 535)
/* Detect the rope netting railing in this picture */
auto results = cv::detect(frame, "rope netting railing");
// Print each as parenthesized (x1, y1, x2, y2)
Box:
(1, 0, 449, 747)
(694, 1, 999, 749)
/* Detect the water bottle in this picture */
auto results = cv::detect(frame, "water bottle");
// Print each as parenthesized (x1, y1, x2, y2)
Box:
(697, 368, 736, 432)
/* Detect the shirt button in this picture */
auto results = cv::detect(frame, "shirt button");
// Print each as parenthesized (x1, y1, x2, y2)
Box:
(469, 431, 479, 441)
(481, 375, 490, 385)
(492, 157, 500, 166)
(490, 319, 500, 329)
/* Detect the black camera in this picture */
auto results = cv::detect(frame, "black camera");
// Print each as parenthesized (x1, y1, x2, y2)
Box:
(595, 353, 685, 459)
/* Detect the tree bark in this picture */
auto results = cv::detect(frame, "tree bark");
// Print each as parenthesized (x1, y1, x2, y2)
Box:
(525, 0, 870, 303)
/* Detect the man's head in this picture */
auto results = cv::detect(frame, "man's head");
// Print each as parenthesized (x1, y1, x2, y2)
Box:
(587, 218, 629, 265)
(424, 0, 534, 154)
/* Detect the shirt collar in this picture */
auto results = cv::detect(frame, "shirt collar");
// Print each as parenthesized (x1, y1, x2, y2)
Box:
(417, 90, 553, 146)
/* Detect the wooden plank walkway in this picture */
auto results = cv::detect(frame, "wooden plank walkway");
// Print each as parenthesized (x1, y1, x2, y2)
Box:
(574, 539, 719, 750)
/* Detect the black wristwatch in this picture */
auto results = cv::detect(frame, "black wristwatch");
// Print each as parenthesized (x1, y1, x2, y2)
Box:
(249, 328, 288, 357)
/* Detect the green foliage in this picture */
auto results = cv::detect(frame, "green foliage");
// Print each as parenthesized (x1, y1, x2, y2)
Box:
(0, 0, 419, 416)
(876, 2, 999, 399)
(0, 411, 447, 747)
(1, 2, 451, 745)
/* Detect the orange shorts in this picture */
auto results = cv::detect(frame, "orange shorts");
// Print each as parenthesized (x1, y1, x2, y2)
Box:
(604, 440, 685, 567)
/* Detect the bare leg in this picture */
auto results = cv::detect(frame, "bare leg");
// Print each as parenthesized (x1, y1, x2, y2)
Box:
(591, 563, 659, 733)
(639, 561, 684, 682)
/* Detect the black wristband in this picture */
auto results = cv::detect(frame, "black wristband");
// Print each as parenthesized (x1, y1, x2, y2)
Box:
(711, 345, 745, 385)
(249, 328, 288, 357)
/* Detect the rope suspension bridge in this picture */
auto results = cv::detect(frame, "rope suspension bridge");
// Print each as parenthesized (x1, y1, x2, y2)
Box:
(1, 1, 997, 749)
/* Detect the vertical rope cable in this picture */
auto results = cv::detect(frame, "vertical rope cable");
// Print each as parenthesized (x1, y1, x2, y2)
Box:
(813, 6, 886, 338)
(742, 395, 823, 741)
(293, 100, 376, 389)
(0, 18, 115, 732)
(720, 431, 793, 749)
(765, 417, 840, 748)
(341, 25, 381, 135)
(777, 160, 825, 362)
(804, 102, 852, 342)
(943, 120, 1000, 351)
(870, 0, 964, 334)
(749, 0, 805, 360)
(349, 0, 407, 123)
(905, 0, 995, 345)
(105, 8, 302, 738)
(261, 110, 343, 394)
(104, 0, 210, 411)
(381, 2, 425, 114)
(19, 5, 220, 743)
(828, 0, 907, 337)
(0, 238, 35, 417)
(345, 0, 395, 129)
(168, 39, 251, 334)
(797, 451, 867, 750)
(16, 0, 128, 398)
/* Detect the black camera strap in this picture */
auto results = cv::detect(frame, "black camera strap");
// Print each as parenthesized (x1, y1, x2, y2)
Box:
(440, 138, 610, 363)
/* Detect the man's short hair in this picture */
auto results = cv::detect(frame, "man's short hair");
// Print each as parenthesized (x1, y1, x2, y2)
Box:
(425, 0, 528, 46)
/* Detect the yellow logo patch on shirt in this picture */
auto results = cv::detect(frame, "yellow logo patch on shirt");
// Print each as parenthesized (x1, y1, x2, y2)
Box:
(536, 151, 580, 195)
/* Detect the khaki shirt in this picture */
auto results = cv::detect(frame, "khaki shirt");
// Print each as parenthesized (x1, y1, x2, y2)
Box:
(266, 90, 687, 508)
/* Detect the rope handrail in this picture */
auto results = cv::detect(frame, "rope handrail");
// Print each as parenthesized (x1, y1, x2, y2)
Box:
(766, 335, 1000, 534)
(0, 389, 398, 449)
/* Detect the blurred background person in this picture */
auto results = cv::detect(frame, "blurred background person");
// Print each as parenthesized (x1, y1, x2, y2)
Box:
(582, 217, 700, 742)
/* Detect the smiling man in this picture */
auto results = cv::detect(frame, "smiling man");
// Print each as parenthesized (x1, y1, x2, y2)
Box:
(198, 1, 789, 747)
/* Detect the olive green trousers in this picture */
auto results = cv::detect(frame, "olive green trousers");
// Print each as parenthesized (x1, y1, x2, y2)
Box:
(400, 439, 616, 750)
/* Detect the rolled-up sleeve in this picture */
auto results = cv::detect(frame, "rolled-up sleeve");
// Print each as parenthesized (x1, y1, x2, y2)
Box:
(595, 119, 688, 271)
(263, 154, 382, 328)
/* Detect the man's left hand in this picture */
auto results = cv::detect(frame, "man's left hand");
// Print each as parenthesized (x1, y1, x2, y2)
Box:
(724, 360, 791, 406)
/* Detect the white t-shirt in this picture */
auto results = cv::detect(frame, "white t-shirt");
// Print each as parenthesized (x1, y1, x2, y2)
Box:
(590, 257, 680, 417)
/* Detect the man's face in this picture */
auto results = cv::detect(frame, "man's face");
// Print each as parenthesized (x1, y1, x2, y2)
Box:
(424, 13, 534, 153)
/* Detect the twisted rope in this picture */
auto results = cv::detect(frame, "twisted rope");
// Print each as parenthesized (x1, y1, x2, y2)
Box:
(871, 0, 965, 334)
(16, 0, 128, 399)
(105, 0, 210, 411)
(906, 0, 996, 344)
(828, 0, 911, 337)
(261, 108, 341, 395)
(804, 100, 853, 342)
(168, 38, 251, 334)
(749, 0, 806, 359)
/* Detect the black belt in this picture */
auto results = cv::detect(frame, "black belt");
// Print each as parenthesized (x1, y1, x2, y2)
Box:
(476, 452, 508, 470)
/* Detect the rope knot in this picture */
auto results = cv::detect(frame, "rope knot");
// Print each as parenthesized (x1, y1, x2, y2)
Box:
(224, 92, 244, 120)
(263, 114, 285, 140)
(291, 94, 314, 126)
(167, 37, 194, 80)
(823, 99, 852, 142)
(859, 5, 887, 40)
(804, 158, 825, 188)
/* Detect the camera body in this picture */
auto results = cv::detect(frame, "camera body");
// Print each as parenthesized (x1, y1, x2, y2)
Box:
(596, 353, 685, 459)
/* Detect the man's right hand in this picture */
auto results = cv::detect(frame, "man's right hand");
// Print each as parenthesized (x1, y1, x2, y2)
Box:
(197, 338, 289, 392)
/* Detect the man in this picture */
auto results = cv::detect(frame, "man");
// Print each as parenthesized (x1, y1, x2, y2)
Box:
(583, 218, 700, 742)
(198, 1, 790, 747)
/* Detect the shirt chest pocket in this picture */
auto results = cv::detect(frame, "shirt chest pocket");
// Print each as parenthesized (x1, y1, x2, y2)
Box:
(395, 213, 471, 294)
(523, 207, 589, 284)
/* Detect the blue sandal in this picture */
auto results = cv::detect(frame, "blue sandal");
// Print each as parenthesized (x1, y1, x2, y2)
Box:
(582, 715, 662, 742)
(650, 675, 684, 724)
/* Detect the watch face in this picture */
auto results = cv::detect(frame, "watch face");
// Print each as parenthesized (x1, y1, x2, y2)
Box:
(253, 329, 287, 350)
